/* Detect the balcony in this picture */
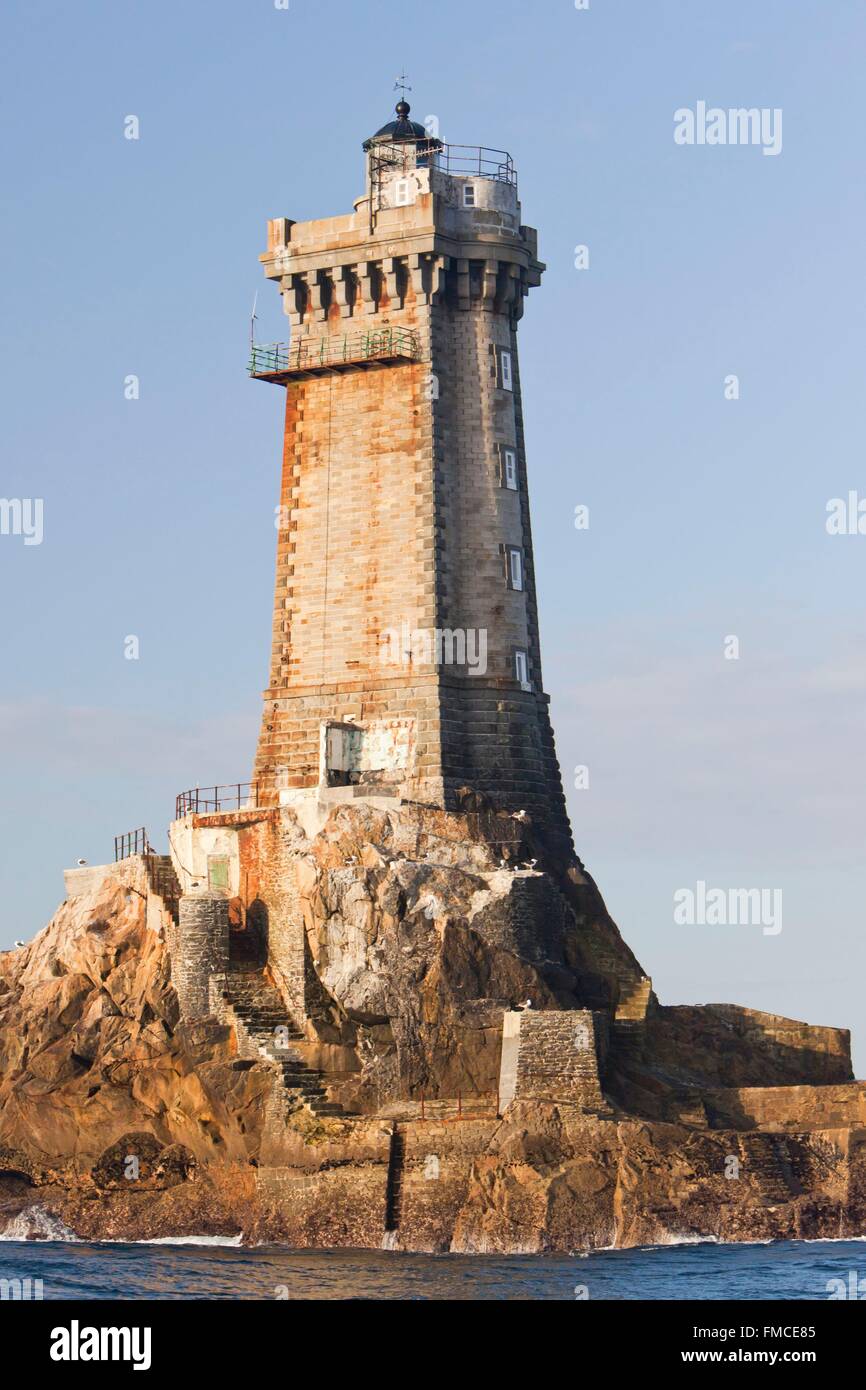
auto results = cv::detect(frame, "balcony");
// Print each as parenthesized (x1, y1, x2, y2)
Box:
(369, 138, 516, 186)
(249, 327, 422, 383)
(175, 783, 260, 819)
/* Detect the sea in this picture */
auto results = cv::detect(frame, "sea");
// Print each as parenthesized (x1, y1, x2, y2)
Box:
(1, 1210, 864, 1300)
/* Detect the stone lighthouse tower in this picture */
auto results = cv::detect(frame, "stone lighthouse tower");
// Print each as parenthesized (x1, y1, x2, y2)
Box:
(251, 100, 570, 847)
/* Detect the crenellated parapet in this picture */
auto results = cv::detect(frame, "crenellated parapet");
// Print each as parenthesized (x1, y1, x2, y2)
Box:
(267, 251, 449, 327)
(274, 257, 536, 326)
(260, 147, 544, 331)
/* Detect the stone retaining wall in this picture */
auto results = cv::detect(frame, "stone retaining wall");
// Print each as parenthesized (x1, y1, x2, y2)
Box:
(498, 1009, 607, 1112)
(173, 892, 229, 1019)
(703, 1082, 866, 1132)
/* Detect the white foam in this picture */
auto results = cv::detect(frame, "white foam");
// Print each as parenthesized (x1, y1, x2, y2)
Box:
(0, 1205, 80, 1242)
(803, 1235, 866, 1244)
(136, 1233, 244, 1247)
(655, 1232, 720, 1247)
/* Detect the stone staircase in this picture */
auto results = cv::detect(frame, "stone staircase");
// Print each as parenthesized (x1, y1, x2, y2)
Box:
(614, 976, 653, 1022)
(738, 1133, 804, 1203)
(229, 918, 265, 966)
(384, 1127, 406, 1234)
(222, 969, 348, 1118)
(145, 853, 181, 922)
(610, 976, 653, 1058)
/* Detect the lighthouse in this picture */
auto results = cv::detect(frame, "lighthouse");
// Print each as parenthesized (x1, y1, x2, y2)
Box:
(250, 100, 571, 848)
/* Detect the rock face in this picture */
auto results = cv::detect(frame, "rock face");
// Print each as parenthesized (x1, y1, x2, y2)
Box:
(1, 803, 864, 1252)
(291, 801, 638, 1112)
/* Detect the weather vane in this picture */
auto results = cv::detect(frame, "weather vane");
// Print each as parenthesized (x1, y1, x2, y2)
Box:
(394, 71, 412, 99)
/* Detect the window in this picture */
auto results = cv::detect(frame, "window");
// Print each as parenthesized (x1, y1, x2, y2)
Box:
(514, 649, 531, 691)
(496, 347, 514, 391)
(463, 183, 476, 208)
(394, 177, 413, 207)
(505, 545, 524, 592)
(207, 855, 230, 893)
(500, 447, 518, 491)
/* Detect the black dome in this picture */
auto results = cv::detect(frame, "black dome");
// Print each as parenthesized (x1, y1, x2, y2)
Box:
(363, 100, 429, 149)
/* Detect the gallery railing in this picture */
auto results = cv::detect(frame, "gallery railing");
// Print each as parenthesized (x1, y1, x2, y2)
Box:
(175, 783, 260, 818)
(249, 327, 420, 378)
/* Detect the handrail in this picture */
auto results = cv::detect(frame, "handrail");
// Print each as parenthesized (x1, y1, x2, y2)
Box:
(249, 327, 420, 378)
(369, 138, 516, 186)
(114, 827, 150, 862)
(434, 142, 516, 184)
(175, 783, 260, 818)
(417, 1090, 500, 1123)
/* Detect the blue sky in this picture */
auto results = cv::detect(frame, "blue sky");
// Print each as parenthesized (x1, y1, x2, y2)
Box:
(2, 0, 865, 1067)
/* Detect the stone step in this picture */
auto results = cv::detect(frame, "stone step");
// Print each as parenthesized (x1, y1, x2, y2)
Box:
(239, 1015, 301, 1032)
(230, 996, 287, 1006)
(384, 1129, 406, 1233)
(239, 1026, 301, 1038)
(738, 1135, 802, 1201)
(260, 1051, 308, 1068)
(224, 968, 354, 1118)
(275, 1069, 325, 1089)
(230, 1005, 301, 1027)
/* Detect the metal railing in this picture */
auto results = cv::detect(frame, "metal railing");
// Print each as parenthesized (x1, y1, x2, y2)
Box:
(175, 783, 260, 819)
(249, 326, 421, 378)
(417, 1091, 500, 1123)
(432, 142, 516, 184)
(370, 138, 516, 186)
(114, 827, 151, 862)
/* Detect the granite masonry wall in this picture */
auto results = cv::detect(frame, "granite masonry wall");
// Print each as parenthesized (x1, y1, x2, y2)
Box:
(250, 149, 571, 840)
(173, 891, 230, 1019)
(498, 1009, 608, 1113)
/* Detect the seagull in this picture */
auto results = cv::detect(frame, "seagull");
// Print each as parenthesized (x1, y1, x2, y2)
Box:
(516, 998, 533, 1012)
(77, 858, 88, 867)
(513, 810, 529, 822)
(14, 940, 25, 949)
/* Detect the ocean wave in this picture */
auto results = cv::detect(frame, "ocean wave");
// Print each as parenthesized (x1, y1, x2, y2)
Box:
(803, 1235, 866, 1243)
(654, 1234, 782, 1249)
(0, 1205, 80, 1242)
(136, 1234, 244, 1247)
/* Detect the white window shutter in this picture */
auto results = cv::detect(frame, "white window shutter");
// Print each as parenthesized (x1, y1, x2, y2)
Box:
(499, 349, 513, 391)
(507, 547, 524, 591)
